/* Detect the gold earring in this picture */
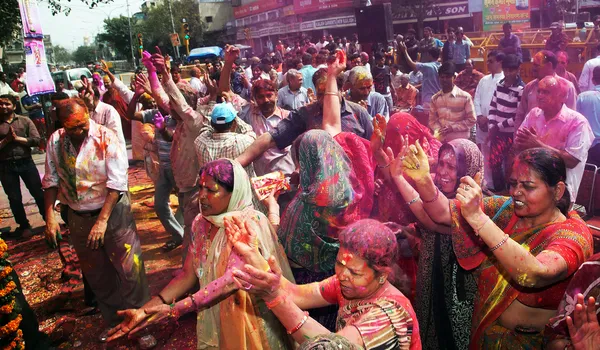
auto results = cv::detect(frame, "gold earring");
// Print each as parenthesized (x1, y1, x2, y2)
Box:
(379, 276, 385, 284)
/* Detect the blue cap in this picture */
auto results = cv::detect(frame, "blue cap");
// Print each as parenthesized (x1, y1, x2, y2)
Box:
(211, 102, 236, 125)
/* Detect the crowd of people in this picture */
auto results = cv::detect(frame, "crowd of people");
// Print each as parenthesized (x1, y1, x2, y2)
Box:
(1, 22, 600, 350)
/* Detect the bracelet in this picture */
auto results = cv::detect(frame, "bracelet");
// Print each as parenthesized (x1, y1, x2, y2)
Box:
(406, 195, 420, 206)
(377, 162, 391, 169)
(168, 302, 179, 319)
(473, 217, 491, 237)
(490, 234, 509, 252)
(265, 294, 287, 310)
(324, 92, 338, 96)
(422, 187, 439, 204)
(157, 293, 168, 304)
(189, 294, 198, 311)
(287, 311, 309, 335)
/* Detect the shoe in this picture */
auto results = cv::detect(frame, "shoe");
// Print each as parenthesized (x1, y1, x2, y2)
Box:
(162, 239, 182, 252)
(1, 225, 31, 240)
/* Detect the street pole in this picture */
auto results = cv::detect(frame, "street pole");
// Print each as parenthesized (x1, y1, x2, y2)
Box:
(167, 0, 180, 59)
(126, 0, 136, 68)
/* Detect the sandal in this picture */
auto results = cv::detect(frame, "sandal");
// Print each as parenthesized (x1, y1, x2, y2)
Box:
(162, 240, 181, 252)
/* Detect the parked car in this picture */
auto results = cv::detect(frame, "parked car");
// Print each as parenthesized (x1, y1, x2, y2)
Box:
(51, 67, 92, 89)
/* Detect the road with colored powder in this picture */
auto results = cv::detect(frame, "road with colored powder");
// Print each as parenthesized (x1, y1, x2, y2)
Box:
(0, 148, 198, 349)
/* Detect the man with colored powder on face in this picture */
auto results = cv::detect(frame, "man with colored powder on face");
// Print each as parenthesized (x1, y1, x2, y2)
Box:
(0, 94, 45, 240)
(344, 66, 389, 120)
(515, 50, 577, 130)
(236, 67, 372, 171)
(454, 59, 485, 97)
(556, 51, 581, 94)
(43, 98, 149, 338)
(429, 61, 477, 142)
(514, 76, 594, 205)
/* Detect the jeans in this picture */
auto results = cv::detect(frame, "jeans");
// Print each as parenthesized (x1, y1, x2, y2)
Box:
(0, 157, 45, 227)
(154, 166, 184, 243)
(382, 93, 393, 117)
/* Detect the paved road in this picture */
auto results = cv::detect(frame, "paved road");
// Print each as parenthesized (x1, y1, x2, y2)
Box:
(0, 146, 134, 232)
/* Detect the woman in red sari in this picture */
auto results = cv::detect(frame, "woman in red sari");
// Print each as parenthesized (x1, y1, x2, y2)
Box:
(398, 145, 593, 349)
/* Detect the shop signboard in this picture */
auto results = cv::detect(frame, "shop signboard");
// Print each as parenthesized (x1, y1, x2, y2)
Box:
(293, 0, 354, 15)
(392, 2, 469, 23)
(483, 0, 530, 31)
(234, 0, 285, 19)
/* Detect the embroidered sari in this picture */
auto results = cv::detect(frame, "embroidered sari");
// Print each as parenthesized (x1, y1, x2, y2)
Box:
(450, 196, 593, 349)
(189, 159, 294, 350)
(416, 139, 481, 350)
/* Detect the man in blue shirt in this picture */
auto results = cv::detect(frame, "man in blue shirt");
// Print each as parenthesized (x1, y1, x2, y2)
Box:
(399, 40, 442, 110)
(299, 53, 317, 92)
(20, 89, 46, 152)
(576, 66, 600, 165)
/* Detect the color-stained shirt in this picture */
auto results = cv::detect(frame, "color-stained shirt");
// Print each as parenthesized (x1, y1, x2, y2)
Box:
(515, 74, 577, 130)
(239, 105, 295, 176)
(395, 83, 418, 110)
(455, 70, 485, 97)
(42, 119, 128, 211)
(89, 101, 127, 158)
(576, 85, 600, 147)
(520, 105, 594, 201)
(429, 85, 477, 141)
(269, 99, 373, 150)
(277, 86, 309, 111)
(416, 61, 442, 108)
(0, 115, 40, 161)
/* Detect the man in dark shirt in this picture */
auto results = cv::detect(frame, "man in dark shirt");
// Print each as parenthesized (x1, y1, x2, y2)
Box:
(0, 94, 45, 239)
(372, 52, 395, 114)
(236, 68, 372, 167)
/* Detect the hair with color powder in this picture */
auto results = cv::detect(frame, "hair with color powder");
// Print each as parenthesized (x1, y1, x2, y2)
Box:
(516, 148, 570, 214)
(55, 98, 89, 121)
(338, 219, 397, 277)
(199, 159, 235, 192)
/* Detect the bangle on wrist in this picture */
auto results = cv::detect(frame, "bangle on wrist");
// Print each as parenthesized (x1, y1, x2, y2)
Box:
(473, 216, 491, 236)
(287, 311, 309, 335)
(422, 187, 439, 204)
(157, 293, 168, 304)
(324, 92, 338, 96)
(377, 162, 391, 169)
(490, 234, 509, 252)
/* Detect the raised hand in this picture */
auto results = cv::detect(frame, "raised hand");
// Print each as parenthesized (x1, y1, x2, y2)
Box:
(205, 72, 217, 97)
(327, 49, 346, 76)
(567, 294, 600, 350)
(153, 111, 165, 130)
(370, 114, 387, 154)
(402, 140, 431, 182)
(224, 45, 240, 64)
(135, 73, 151, 95)
(390, 135, 409, 179)
(141, 51, 155, 72)
(232, 255, 283, 301)
(307, 88, 316, 103)
(455, 173, 484, 221)
(100, 60, 110, 73)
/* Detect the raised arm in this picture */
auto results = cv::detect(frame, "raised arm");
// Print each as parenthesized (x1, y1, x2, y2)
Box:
(142, 50, 170, 112)
(322, 50, 346, 136)
(235, 132, 276, 168)
(398, 41, 417, 72)
(219, 45, 239, 93)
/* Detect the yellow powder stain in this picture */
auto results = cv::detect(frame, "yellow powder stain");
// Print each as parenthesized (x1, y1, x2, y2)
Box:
(129, 184, 154, 194)
(124, 243, 141, 269)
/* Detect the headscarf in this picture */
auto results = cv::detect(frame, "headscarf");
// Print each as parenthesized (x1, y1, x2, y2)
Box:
(279, 130, 359, 273)
(333, 132, 375, 219)
(190, 159, 293, 349)
(436, 139, 484, 199)
(372, 112, 442, 225)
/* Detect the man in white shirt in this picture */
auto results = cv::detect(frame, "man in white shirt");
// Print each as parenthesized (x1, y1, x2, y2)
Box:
(315, 36, 329, 51)
(78, 85, 127, 159)
(277, 69, 309, 111)
(474, 50, 505, 189)
(43, 98, 149, 331)
(579, 43, 600, 92)
(189, 67, 207, 95)
(0, 72, 19, 97)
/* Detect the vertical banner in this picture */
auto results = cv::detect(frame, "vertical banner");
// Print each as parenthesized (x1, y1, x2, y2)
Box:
(18, 0, 55, 95)
(483, 0, 530, 32)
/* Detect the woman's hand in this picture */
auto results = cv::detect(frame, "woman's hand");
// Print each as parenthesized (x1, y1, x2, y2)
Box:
(327, 49, 346, 77)
(370, 114, 387, 154)
(402, 140, 431, 182)
(225, 216, 264, 267)
(567, 294, 600, 350)
(455, 173, 484, 221)
(389, 135, 409, 179)
(232, 256, 283, 302)
(106, 308, 148, 342)
(307, 88, 316, 103)
(261, 188, 280, 215)
(126, 304, 176, 337)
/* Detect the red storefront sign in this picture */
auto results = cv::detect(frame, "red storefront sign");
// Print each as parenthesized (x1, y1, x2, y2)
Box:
(293, 0, 354, 15)
(234, 0, 285, 19)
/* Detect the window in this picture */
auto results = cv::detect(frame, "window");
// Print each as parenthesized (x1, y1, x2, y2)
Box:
(206, 16, 213, 23)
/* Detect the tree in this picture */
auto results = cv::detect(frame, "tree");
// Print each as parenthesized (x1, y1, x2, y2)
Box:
(72, 45, 96, 64)
(97, 16, 139, 60)
(53, 45, 72, 64)
(392, 0, 437, 36)
(0, 0, 21, 46)
(45, 0, 114, 15)
(138, 0, 206, 56)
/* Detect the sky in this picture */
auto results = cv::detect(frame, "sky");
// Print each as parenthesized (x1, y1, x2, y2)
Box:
(37, 0, 147, 50)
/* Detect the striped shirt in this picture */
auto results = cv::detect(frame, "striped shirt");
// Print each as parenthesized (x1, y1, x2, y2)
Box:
(429, 85, 477, 141)
(488, 77, 525, 133)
